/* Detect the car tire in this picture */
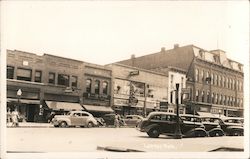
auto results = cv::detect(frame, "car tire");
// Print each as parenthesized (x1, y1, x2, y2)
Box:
(59, 121, 68, 128)
(54, 125, 59, 128)
(87, 122, 94, 128)
(209, 130, 224, 137)
(147, 128, 160, 138)
(232, 130, 243, 136)
(195, 130, 207, 137)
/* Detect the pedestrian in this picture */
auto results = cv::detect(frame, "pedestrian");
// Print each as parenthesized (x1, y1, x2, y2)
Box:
(114, 113, 120, 128)
(47, 112, 56, 123)
(11, 108, 20, 127)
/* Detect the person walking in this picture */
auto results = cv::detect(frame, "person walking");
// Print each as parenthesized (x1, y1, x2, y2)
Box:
(114, 113, 120, 128)
(11, 108, 19, 127)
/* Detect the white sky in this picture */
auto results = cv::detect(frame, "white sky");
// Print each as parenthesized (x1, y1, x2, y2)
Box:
(1, 1, 249, 66)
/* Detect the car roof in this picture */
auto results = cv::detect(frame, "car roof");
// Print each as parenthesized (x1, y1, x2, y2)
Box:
(70, 111, 91, 114)
(180, 114, 200, 118)
(148, 112, 175, 116)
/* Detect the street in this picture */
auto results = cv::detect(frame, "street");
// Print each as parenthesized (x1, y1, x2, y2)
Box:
(7, 127, 244, 152)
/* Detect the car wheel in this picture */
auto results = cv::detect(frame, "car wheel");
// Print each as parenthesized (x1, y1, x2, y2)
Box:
(87, 122, 94, 128)
(54, 125, 59, 128)
(233, 131, 243, 136)
(147, 128, 160, 138)
(59, 121, 68, 128)
(195, 130, 207, 137)
(209, 130, 224, 137)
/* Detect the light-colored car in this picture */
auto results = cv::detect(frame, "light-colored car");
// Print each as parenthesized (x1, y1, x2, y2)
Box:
(52, 111, 98, 128)
(123, 115, 144, 127)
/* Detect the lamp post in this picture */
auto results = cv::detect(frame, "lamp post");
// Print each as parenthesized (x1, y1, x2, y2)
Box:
(174, 83, 182, 139)
(17, 89, 22, 110)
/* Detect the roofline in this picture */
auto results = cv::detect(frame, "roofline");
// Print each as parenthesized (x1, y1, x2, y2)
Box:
(109, 63, 168, 77)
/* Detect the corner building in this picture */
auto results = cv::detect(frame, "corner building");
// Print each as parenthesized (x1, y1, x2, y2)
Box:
(118, 44, 244, 117)
(7, 50, 113, 122)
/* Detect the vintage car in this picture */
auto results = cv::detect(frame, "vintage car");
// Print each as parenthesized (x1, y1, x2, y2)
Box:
(123, 115, 144, 127)
(220, 117, 244, 136)
(137, 112, 207, 138)
(51, 110, 98, 128)
(193, 115, 224, 137)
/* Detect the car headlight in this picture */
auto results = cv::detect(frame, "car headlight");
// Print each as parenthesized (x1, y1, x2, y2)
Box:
(217, 124, 221, 128)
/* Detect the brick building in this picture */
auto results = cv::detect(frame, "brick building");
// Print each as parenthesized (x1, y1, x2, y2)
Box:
(118, 44, 244, 117)
(107, 63, 168, 116)
(7, 50, 113, 122)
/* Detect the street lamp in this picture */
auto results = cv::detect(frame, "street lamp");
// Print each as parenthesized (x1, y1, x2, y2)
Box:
(17, 89, 22, 110)
(174, 83, 182, 139)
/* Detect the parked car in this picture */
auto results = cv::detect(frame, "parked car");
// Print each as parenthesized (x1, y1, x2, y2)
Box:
(137, 112, 207, 138)
(51, 111, 98, 128)
(123, 115, 144, 127)
(220, 117, 244, 136)
(102, 113, 126, 127)
(193, 115, 224, 137)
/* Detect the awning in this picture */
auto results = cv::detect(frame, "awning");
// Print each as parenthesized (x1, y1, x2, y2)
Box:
(197, 111, 215, 117)
(83, 105, 114, 113)
(45, 101, 83, 111)
(7, 98, 40, 105)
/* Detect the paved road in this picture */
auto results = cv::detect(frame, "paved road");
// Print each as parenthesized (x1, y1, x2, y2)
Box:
(6, 127, 244, 152)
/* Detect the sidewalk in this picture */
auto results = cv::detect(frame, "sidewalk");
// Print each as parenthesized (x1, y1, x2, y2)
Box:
(7, 122, 53, 128)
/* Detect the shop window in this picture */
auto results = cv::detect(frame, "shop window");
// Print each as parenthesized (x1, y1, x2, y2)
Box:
(7, 66, 14, 79)
(35, 70, 42, 83)
(58, 74, 69, 87)
(49, 72, 55, 84)
(17, 68, 32, 81)
(94, 80, 100, 94)
(102, 81, 108, 95)
(86, 79, 92, 93)
(71, 76, 78, 88)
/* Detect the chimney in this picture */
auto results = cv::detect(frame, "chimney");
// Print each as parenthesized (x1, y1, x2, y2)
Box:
(174, 44, 179, 49)
(161, 47, 165, 52)
(131, 54, 135, 66)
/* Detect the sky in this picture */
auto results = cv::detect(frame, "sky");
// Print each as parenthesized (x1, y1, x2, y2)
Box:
(1, 1, 249, 66)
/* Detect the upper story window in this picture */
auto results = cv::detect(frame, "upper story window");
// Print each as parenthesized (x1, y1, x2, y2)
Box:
(181, 77, 184, 89)
(218, 75, 221, 87)
(35, 70, 42, 83)
(94, 80, 100, 94)
(17, 68, 32, 81)
(229, 79, 232, 89)
(232, 79, 235, 90)
(211, 73, 214, 85)
(58, 74, 69, 87)
(170, 74, 174, 88)
(222, 76, 225, 88)
(102, 81, 108, 95)
(86, 79, 92, 93)
(49, 72, 55, 84)
(7, 66, 14, 79)
(214, 74, 217, 86)
(201, 91, 205, 102)
(196, 90, 199, 102)
(195, 69, 199, 82)
(236, 80, 239, 90)
(207, 91, 210, 103)
(71, 76, 78, 88)
(226, 78, 228, 88)
(201, 70, 204, 82)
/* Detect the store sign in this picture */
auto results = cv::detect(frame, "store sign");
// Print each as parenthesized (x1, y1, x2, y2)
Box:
(114, 99, 129, 106)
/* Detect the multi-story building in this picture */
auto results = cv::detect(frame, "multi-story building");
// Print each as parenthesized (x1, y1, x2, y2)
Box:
(118, 44, 244, 117)
(107, 63, 168, 116)
(7, 50, 113, 122)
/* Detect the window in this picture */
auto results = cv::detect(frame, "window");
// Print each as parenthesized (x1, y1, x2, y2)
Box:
(206, 71, 210, 84)
(236, 80, 239, 90)
(212, 93, 214, 104)
(211, 73, 214, 85)
(220, 94, 223, 105)
(181, 77, 184, 89)
(215, 94, 218, 104)
(196, 90, 199, 102)
(232, 79, 235, 90)
(94, 80, 100, 94)
(71, 76, 77, 87)
(49, 72, 55, 84)
(222, 76, 225, 88)
(86, 79, 92, 93)
(226, 78, 228, 88)
(201, 70, 204, 81)
(229, 79, 231, 89)
(17, 68, 32, 81)
(207, 91, 210, 103)
(195, 69, 199, 82)
(58, 74, 69, 87)
(171, 74, 174, 87)
(7, 66, 14, 79)
(224, 96, 227, 105)
(35, 70, 42, 83)
(214, 74, 217, 86)
(170, 91, 173, 103)
(102, 81, 108, 95)
(201, 91, 205, 102)
(218, 75, 221, 87)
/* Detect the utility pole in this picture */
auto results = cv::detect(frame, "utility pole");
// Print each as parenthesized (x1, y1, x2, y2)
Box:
(174, 83, 182, 139)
